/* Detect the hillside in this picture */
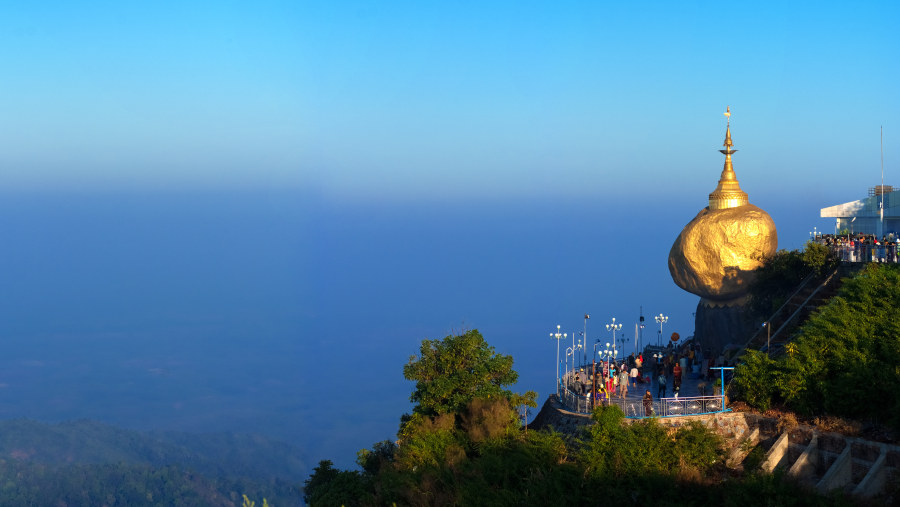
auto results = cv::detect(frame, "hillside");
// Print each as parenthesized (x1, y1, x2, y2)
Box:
(0, 419, 305, 505)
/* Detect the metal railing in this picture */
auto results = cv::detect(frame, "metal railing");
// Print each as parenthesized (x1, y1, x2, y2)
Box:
(828, 244, 899, 263)
(556, 384, 727, 419)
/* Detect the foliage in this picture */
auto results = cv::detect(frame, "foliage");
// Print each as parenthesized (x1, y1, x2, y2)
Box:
(581, 406, 722, 478)
(356, 440, 396, 476)
(748, 242, 838, 317)
(403, 329, 537, 418)
(394, 413, 465, 471)
(0, 419, 303, 505)
(732, 350, 777, 411)
(303, 460, 368, 507)
(0, 459, 298, 506)
(748, 249, 809, 316)
(242, 495, 269, 507)
(801, 240, 837, 275)
(673, 421, 724, 471)
(307, 330, 857, 506)
(742, 445, 766, 472)
(0, 418, 306, 482)
(734, 263, 900, 430)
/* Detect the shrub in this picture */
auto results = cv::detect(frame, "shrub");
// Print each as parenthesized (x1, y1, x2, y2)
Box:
(732, 350, 777, 411)
(674, 421, 724, 471)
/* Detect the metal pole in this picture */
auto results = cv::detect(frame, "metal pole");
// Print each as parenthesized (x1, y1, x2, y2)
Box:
(721, 367, 726, 407)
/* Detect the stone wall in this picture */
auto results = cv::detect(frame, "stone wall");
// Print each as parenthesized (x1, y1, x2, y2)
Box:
(527, 395, 593, 436)
(642, 410, 759, 453)
(529, 395, 757, 452)
(693, 301, 758, 355)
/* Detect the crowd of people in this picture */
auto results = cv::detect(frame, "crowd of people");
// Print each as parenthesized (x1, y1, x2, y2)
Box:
(562, 339, 732, 416)
(815, 233, 900, 263)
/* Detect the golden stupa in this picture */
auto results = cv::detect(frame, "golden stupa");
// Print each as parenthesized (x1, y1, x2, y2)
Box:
(668, 107, 777, 305)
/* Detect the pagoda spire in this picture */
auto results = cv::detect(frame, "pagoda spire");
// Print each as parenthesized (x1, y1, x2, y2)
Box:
(708, 106, 749, 210)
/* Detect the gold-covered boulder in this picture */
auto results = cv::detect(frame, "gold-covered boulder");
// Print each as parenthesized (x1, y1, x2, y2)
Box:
(668, 204, 777, 303)
(668, 107, 778, 305)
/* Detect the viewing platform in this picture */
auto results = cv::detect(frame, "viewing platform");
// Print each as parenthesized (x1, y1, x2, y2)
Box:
(554, 356, 732, 419)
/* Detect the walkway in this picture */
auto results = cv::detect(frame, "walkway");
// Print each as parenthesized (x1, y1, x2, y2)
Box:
(558, 356, 729, 418)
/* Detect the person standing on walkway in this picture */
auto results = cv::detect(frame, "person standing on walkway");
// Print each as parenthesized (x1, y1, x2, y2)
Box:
(673, 362, 682, 387)
(629, 363, 639, 388)
(657, 371, 667, 398)
(642, 390, 653, 417)
(618, 367, 629, 399)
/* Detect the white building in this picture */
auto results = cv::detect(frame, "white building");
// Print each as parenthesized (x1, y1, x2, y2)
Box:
(820, 185, 899, 238)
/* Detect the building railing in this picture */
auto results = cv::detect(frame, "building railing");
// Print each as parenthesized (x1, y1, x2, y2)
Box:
(826, 243, 899, 263)
(556, 384, 727, 419)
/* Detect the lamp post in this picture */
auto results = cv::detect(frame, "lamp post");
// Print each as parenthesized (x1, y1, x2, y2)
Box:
(618, 334, 627, 361)
(655, 314, 668, 347)
(606, 317, 622, 351)
(570, 330, 582, 369)
(638, 307, 646, 355)
(601, 344, 617, 383)
(583, 314, 590, 366)
(762, 322, 770, 357)
(550, 325, 567, 388)
(591, 340, 602, 408)
(565, 347, 576, 387)
(575, 335, 583, 368)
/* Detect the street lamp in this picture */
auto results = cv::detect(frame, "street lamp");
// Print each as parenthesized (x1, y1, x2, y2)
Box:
(606, 317, 622, 349)
(762, 322, 770, 357)
(565, 347, 576, 386)
(570, 329, 582, 370)
(618, 333, 627, 360)
(655, 314, 668, 347)
(583, 313, 590, 366)
(638, 307, 646, 355)
(549, 325, 567, 388)
(600, 343, 617, 381)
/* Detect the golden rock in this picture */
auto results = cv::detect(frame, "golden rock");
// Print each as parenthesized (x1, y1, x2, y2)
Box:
(668, 204, 777, 303)
(668, 107, 778, 305)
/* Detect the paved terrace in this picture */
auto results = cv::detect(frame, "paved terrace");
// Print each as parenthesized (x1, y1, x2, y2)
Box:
(557, 355, 730, 418)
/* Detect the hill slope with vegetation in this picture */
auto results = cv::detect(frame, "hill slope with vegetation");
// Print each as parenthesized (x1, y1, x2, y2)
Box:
(305, 330, 860, 506)
(734, 262, 900, 432)
(0, 419, 304, 505)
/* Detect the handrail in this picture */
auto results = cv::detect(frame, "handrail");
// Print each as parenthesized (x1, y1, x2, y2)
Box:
(766, 265, 839, 349)
(740, 270, 816, 351)
(555, 384, 727, 419)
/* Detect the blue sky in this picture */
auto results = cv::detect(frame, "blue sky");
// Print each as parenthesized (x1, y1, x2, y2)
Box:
(0, 0, 898, 468)
(0, 1, 896, 200)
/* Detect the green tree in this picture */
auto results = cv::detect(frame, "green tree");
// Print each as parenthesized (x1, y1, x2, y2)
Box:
(800, 240, 837, 275)
(303, 460, 367, 506)
(731, 350, 778, 411)
(403, 329, 536, 417)
(748, 242, 838, 317)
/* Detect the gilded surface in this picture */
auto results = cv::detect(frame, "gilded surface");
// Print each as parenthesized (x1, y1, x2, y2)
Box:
(668, 204, 777, 303)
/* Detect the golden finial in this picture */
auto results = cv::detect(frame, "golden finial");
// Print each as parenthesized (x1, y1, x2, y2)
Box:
(709, 106, 748, 210)
(722, 106, 733, 149)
